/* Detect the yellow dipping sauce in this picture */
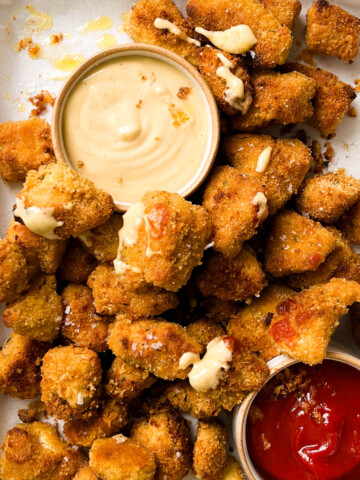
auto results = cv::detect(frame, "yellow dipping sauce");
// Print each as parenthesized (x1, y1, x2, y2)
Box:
(62, 55, 209, 204)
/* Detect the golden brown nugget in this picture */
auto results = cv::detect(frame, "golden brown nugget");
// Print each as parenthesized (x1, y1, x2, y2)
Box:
(14, 163, 114, 239)
(186, 0, 293, 68)
(115, 191, 211, 292)
(187, 319, 226, 350)
(193, 420, 227, 480)
(337, 199, 360, 244)
(223, 134, 312, 215)
(63, 398, 128, 447)
(3, 275, 63, 342)
(131, 408, 192, 480)
(269, 278, 360, 365)
(259, 0, 301, 29)
(196, 246, 266, 302)
(202, 296, 238, 324)
(88, 264, 178, 316)
(203, 166, 267, 258)
(105, 357, 156, 402)
(59, 239, 98, 284)
(264, 210, 337, 276)
(74, 464, 99, 480)
(0, 333, 49, 399)
(281, 63, 356, 138)
(231, 71, 316, 131)
(41, 345, 102, 421)
(109, 315, 202, 380)
(18, 400, 47, 424)
(0, 422, 85, 480)
(222, 457, 246, 480)
(0, 117, 55, 183)
(306, 0, 360, 62)
(196, 46, 252, 116)
(227, 283, 295, 362)
(89, 435, 156, 480)
(61, 284, 111, 352)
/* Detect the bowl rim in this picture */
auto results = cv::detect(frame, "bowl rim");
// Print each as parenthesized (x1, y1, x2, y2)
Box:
(51, 43, 220, 212)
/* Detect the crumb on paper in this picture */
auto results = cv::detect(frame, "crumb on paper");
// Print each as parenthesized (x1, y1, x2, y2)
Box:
(136, 99, 142, 109)
(324, 141, 334, 163)
(341, 141, 349, 151)
(14, 36, 32, 52)
(50, 33, 63, 44)
(296, 48, 316, 66)
(177, 86, 192, 99)
(28, 43, 41, 59)
(154, 137, 160, 141)
(347, 107, 357, 117)
(29, 90, 55, 116)
(117, 178, 123, 184)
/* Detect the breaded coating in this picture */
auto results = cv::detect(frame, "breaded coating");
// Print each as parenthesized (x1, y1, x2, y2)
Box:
(223, 134, 312, 215)
(41, 345, 102, 420)
(0, 333, 49, 399)
(203, 166, 267, 258)
(193, 420, 227, 480)
(0, 422, 84, 480)
(88, 264, 178, 316)
(295, 170, 360, 224)
(0, 117, 55, 183)
(18, 400, 47, 424)
(186, 0, 293, 68)
(202, 296, 238, 324)
(306, 0, 360, 62)
(196, 46, 252, 116)
(74, 464, 99, 480)
(3, 275, 63, 342)
(259, 0, 301, 29)
(196, 247, 266, 302)
(227, 283, 295, 361)
(15, 163, 114, 239)
(264, 210, 337, 276)
(187, 319, 226, 350)
(63, 398, 128, 447)
(6, 219, 66, 274)
(59, 239, 98, 284)
(61, 284, 111, 352)
(281, 63, 356, 137)
(105, 357, 156, 402)
(78, 214, 123, 262)
(269, 278, 360, 365)
(109, 315, 202, 380)
(337, 200, 360, 244)
(231, 71, 316, 131)
(123, 0, 199, 61)
(222, 457, 246, 480)
(131, 408, 192, 480)
(116, 191, 211, 292)
(89, 435, 156, 480)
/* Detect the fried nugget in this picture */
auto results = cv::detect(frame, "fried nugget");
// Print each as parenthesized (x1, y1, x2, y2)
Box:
(14, 163, 114, 239)
(264, 210, 337, 276)
(61, 284, 111, 352)
(222, 457, 246, 480)
(186, 0, 293, 68)
(306, 0, 360, 62)
(202, 296, 238, 324)
(0, 422, 84, 480)
(223, 134, 312, 215)
(231, 71, 316, 131)
(41, 345, 102, 421)
(59, 239, 98, 284)
(109, 315, 202, 380)
(89, 435, 156, 480)
(187, 319, 226, 350)
(269, 278, 360, 364)
(337, 199, 360, 244)
(131, 408, 192, 480)
(3, 275, 62, 342)
(74, 464, 98, 480)
(0, 117, 55, 183)
(227, 283, 295, 361)
(193, 420, 227, 480)
(203, 166, 267, 258)
(0, 333, 49, 399)
(196, 246, 266, 302)
(259, 0, 301, 29)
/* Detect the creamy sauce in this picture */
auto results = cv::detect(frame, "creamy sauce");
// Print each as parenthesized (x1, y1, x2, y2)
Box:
(195, 25, 257, 54)
(63, 56, 209, 204)
(14, 197, 63, 240)
(154, 18, 201, 46)
(216, 53, 244, 107)
(256, 146, 272, 173)
(252, 192, 268, 225)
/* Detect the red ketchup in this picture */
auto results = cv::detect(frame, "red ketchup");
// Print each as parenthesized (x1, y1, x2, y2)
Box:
(246, 360, 360, 480)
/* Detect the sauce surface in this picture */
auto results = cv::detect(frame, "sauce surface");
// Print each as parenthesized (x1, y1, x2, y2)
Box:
(62, 56, 209, 204)
(246, 360, 360, 480)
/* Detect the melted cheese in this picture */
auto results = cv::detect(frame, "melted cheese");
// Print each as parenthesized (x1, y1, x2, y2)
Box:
(118, 201, 146, 248)
(195, 25, 257, 54)
(256, 146, 272, 173)
(252, 192, 268, 225)
(216, 53, 244, 107)
(154, 18, 201, 46)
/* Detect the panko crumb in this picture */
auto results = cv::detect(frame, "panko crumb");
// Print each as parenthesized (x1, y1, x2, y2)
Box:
(29, 90, 55, 117)
(177, 86, 191, 99)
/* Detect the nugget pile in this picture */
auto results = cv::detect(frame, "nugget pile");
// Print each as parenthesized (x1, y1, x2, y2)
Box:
(0, 0, 360, 479)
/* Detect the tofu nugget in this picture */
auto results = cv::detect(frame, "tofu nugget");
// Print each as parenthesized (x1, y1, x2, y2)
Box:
(306, 0, 360, 62)
(89, 435, 156, 480)
(203, 166, 267, 258)
(131, 408, 192, 480)
(74, 464, 99, 480)
(222, 457, 246, 480)
(0, 117, 55, 183)
(193, 420, 228, 480)
(231, 71, 316, 131)
(14, 163, 114, 239)
(259, 0, 301, 29)
(223, 134, 312, 215)
(3, 275, 63, 342)
(187, 319, 226, 350)
(41, 345, 102, 420)
(337, 199, 360, 244)
(0, 422, 84, 480)
(59, 239, 98, 284)
(269, 278, 360, 365)
(264, 210, 337, 276)
(109, 315, 202, 380)
(186, 0, 293, 68)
